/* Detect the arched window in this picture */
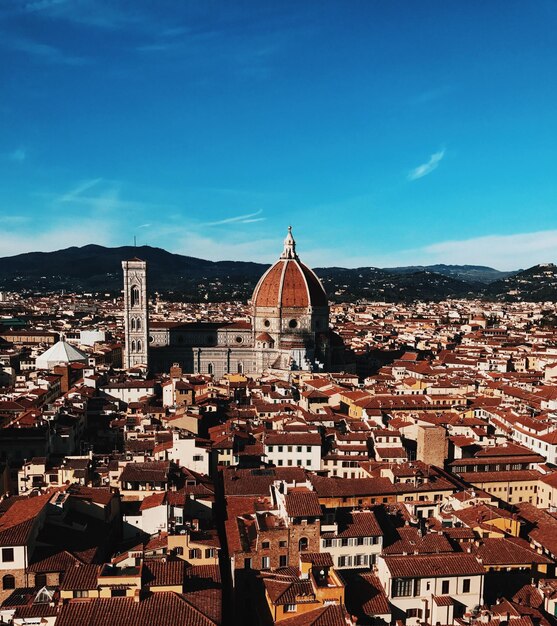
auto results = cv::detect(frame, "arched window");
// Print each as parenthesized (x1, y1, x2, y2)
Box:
(3, 574, 15, 590)
(131, 318, 136, 331)
(136, 318, 141, 331)
(136, 340, 142, 352)
(207, 363, 214, 375)
(131, 340, 136, 353)
(131, 285, 140, 307)
(298, 537, 308, 552)
(237, 362, 243, 374)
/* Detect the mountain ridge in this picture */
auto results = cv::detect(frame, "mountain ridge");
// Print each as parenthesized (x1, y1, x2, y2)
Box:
(0, 244, 552, 303)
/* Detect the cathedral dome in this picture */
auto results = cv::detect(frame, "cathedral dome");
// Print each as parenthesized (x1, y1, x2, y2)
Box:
(35, 339, 88, 371)
(252, 227, 328, 309)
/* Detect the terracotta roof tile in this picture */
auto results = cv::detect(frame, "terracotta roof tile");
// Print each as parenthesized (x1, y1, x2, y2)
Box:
(55, 591, 218, 626)
(284, 491, 322, 518)
(278, 604, 349, 626)
(382, 553, 484, 578)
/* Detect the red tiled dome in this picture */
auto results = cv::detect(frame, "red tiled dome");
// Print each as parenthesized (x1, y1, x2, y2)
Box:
(252, 228, 328, 309)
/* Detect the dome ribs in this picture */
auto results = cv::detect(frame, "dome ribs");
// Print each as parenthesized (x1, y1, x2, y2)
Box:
(280, 261, 309, 308)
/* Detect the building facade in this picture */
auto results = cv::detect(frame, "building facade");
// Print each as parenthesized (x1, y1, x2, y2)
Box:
(124, 228, 347, 375)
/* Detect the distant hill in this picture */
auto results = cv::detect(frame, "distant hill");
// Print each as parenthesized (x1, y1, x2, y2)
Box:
(485, 263, 557, 301)
(314, 267, 483, 301)
(0, 244, 268, 301)
(0, 244, 553, 303)
(385, 264, 515, 284)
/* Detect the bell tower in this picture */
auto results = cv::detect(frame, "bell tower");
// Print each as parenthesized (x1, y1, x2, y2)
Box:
(122, 258, 149, 370)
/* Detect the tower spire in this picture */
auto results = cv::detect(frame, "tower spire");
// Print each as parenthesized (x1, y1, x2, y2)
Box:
(280, 225, 297, 259)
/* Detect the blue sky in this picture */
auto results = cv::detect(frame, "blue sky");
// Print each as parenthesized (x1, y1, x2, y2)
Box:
(0, 0, 556, 269)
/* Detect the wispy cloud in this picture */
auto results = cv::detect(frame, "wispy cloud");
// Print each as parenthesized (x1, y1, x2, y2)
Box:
(411, 85, 453, 106)
(7, 147, 26, 162)
(24, 0, 71, 12)
(175, 231, 277, 263)
(20, 0, 144, 30)
(0, 177, 178, 256)
(58, 178, 103, 203)
(203, 209, 265, 227)
(0, 221, 113, 257)
(408, 149, 445, 181)
(0, 215, 30, 225)
(0, 34, 89, 65)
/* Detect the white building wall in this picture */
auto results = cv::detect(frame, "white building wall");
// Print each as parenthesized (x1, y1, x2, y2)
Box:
(170, 434, 210, 475)
(102, 385, 155, 404)
(376, 557, 483, 626)
(0, 545, 27, 570)
(321, 535, 382, 569)
(141, 504, 168, 535)
(265, 443, 321, 471)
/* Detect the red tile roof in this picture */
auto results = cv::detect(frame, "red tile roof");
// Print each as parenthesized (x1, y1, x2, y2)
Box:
(382, 553, 484, 578)
(322, 511, 382, 539)
(465, 538, 552, 566)
(253, 258, 327, 309)
(119, 461, 170, 484)
(55, 591, 218, 626)
(278, 604, 350, 626)
(341, 571, 390, 618)
(284, 491, 322, 518)
(0, 493, 50, 547)
(60, 564, 100, 591)
(143, 560, 185, 588)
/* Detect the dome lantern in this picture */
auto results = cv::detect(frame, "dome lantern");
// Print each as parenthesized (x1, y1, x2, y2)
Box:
(280, 226, 297, 260)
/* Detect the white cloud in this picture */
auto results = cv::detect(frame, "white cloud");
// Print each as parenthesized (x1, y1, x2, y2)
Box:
(416, 229, 557, 270)
(0, 215, 30, 225)
(270, 229, 557, 271)
(8, 148, 26, 162)
(54, 179, 162, 216)
(0, 221, 113, 258)
(203, 209, 264, 227)
(408, 149, 445, 181)
(25, 0, 70, 12)
(175, 232, 277, 263)
(58, 178, 103, 202)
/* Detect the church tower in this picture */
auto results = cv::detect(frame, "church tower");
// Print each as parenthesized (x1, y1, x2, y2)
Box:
(122, 258, 149, 370)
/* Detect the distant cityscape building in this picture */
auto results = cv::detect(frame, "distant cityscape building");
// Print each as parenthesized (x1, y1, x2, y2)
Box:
(125, 228, 347, 375)
(416, 424, 447, 467)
